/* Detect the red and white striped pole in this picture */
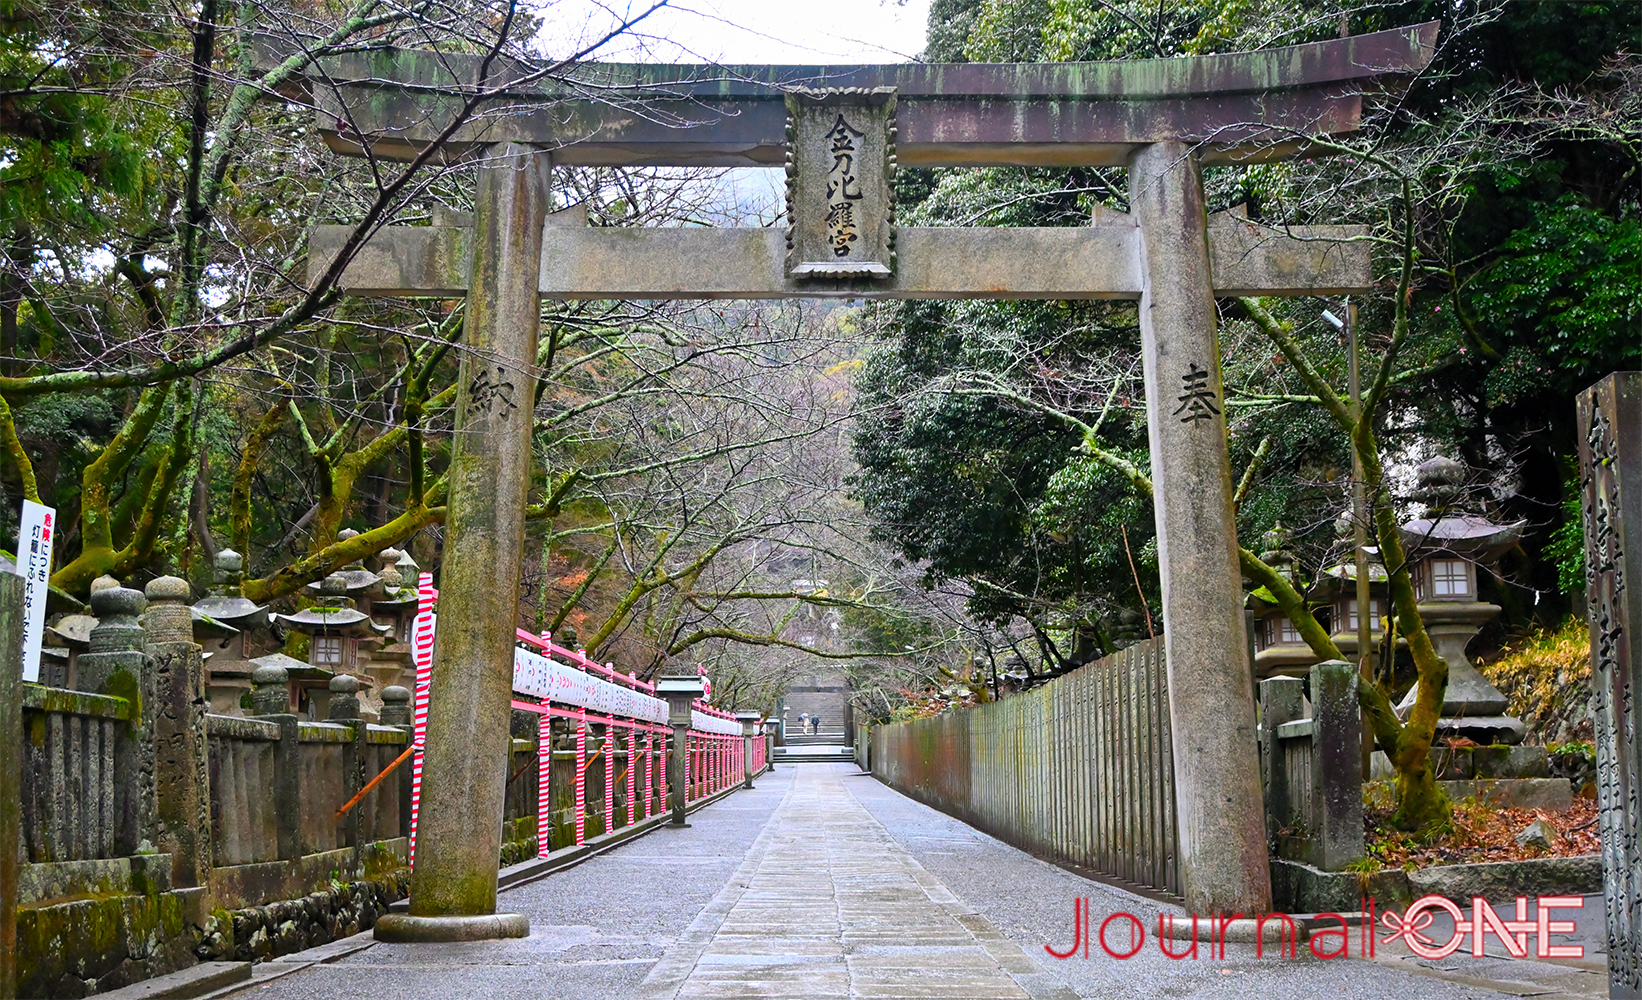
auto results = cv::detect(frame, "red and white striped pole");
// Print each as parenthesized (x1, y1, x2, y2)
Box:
(644, 731, 654, 818)
(626, 728, 636, 827)
(575, 714, 587, 845)
(407, 572, 436, 867)
(536, 715, 552, 858)
(603, 720, 614, 835)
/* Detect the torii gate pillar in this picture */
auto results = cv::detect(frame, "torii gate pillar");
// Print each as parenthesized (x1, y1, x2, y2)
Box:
(1131, 142, 1270, 913)
(376, 143, 547, 942)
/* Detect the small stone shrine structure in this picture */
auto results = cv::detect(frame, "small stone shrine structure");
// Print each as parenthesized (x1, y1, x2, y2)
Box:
(1248, 524, 1317, 679)
(1310, 513, 1392, 664)
(276, 571, 391, 719)
(272, 23, 1439, 924)
(361, 549, 421, 684)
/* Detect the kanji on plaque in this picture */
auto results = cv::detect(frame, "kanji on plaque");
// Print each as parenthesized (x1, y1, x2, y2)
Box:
(785, 88, 896, 280)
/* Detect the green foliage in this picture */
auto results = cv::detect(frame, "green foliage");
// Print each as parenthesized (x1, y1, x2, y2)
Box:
(851, 166, 1155, 648)
(1473, 198, 1642, 396)
(923, 0, 984, 60)
(1480, 617, 1591, 743)
(965, 0, 1049, 61)
(1543, 462, 1587, 597)
(0, 2, 153, 234)
(1547, 741, 1594, 761)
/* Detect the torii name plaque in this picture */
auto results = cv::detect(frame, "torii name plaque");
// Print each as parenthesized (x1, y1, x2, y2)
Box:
(785, 88, 897, 279)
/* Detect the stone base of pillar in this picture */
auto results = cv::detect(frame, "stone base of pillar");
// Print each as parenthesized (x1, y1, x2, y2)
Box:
(373, 912, 530, 942)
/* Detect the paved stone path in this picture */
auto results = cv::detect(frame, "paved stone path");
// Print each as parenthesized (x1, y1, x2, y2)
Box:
(636, 766, 1072, 999)
(239, 763, 1602, 1000)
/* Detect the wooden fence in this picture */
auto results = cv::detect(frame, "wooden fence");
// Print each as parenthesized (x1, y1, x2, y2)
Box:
(871, 637, 1180, 897)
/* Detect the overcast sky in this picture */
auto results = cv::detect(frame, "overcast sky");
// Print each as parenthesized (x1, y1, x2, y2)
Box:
(536, 0, 933, 64)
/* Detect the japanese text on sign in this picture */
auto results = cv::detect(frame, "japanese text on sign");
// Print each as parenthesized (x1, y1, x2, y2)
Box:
(18, 499, 55, 682)
(824, 114, 864, 258)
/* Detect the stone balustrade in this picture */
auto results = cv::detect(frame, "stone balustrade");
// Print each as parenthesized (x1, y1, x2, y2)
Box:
(4, 574, 764, 997)
(1258, 660, 1364, 873)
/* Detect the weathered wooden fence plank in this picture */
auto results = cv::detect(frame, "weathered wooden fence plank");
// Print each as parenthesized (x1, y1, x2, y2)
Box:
(869, 637, 1179, 897)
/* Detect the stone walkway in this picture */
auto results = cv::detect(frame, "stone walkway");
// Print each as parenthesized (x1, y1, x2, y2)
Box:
(635, 765, 1071, 999)
(237, 763, 1601, 1000)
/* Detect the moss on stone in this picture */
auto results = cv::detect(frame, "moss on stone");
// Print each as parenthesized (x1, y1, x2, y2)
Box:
(103, 668, 142, 723)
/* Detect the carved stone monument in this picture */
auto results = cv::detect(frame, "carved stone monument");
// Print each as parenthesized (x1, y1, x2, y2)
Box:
(1577, 371, 1641, 999)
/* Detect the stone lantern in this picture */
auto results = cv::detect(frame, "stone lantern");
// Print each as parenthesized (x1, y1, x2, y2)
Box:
(274, 571, 390, 718)
(1307, 513, 1394, 662)
(358, 547, 421, 708)
(737, 711, 762, 789)
(1395, 457, 1527, 745)
(303, 529, 381, 602)
(192, 548, 271, 714)
(762, 718, 780, 771)
(1247, 524, 1322, 679)
(655, 673, 706, 827)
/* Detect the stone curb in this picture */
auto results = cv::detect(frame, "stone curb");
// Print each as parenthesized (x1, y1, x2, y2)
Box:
(89, 962, 251, 1000)
(1273, 853, 1603, 914)
(1158, 914, 1310, 944)
(372, 912, 530, 942)
(1408, 853, 1603, 900)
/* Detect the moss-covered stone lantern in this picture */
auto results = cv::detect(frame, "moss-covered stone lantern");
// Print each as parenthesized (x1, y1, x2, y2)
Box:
(191, 548, 271, 714)
(1307, 513, 1394, 662)
(274, 571, 390, 718)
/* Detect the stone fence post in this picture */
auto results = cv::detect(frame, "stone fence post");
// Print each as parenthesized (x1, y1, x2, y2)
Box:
(76, 585, 152, 855)
(1258, 663, 1363, 872)
(251, 664, 302, 860)
(1258, 675, 1303, 846)
(144, 577, 210, 891)
(1308, 660, 1363, 871)
(1, 572, 24, 1000)
(329, 675, 363, 856)
(380, 686, 414, 838)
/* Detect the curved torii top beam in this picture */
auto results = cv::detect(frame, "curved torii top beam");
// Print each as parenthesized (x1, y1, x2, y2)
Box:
(268, 21, 1438, 167)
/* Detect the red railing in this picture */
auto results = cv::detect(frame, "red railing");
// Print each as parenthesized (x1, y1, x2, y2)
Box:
(406, 579, 764, 864)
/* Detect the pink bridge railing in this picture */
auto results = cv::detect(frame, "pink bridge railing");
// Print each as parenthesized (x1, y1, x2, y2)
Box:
(403, 573, 763, 864)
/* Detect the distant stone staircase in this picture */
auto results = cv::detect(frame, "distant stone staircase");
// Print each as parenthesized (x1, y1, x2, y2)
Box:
(780, 672, 850, 761)
(774, 741, 853, 762)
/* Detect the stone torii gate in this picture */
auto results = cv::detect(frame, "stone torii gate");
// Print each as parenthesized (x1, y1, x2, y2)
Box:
(294, 22, 1437, 937)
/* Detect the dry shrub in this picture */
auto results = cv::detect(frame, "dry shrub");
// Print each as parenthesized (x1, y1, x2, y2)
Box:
(1481, 618, 1592, 744)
